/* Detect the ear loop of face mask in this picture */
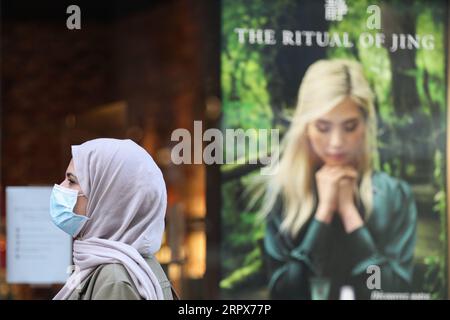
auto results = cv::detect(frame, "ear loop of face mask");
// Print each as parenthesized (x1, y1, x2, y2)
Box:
(60, 184, 89, 237)
(61, 185, 88, 213)
(75, 191, 88, 239)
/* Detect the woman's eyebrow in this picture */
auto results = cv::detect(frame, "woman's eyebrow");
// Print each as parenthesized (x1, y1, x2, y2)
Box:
(341, 117, 359, 124)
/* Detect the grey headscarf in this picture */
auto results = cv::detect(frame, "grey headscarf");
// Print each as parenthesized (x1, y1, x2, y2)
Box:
(53, 138, 167, 300)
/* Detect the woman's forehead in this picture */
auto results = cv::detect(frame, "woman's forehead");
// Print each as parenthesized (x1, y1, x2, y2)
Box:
(66, 158, 76, 174)
(318, 98, 362, 121)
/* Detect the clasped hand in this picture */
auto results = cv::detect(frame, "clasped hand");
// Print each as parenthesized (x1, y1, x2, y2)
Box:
(314, 165, 363, 233)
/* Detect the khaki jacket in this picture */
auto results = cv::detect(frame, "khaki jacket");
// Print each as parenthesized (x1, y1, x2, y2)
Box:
(68, 255, 174, 300)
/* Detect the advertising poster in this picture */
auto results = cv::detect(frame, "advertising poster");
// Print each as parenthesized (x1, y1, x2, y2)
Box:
(220, 0, 449, 299)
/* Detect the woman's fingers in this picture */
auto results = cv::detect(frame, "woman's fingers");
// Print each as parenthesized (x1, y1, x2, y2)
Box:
(317, 165, 358, 186)
(330, 167, 357, 182)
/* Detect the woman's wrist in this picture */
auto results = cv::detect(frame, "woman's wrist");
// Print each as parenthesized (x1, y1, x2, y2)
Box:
(339, 205, 363, 233)
(314, 204, 334, 224)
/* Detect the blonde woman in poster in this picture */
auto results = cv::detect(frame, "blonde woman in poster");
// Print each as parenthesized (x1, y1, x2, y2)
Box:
(260, 59, 418, 300)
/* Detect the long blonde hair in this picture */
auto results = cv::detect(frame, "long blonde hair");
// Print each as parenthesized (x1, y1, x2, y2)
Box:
(254, 59, 378, 238)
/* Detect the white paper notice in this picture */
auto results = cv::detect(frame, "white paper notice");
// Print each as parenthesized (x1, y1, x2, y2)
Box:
(6, 186, 72, 284)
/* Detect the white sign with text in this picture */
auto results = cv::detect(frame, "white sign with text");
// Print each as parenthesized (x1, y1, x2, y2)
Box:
(6, 186, 71, 284)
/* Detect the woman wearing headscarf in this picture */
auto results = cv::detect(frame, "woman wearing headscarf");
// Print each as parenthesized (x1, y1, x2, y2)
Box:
(49, 138, 175, 300)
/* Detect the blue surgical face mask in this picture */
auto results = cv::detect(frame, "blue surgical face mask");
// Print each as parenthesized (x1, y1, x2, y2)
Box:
(50, 184, 89, 237)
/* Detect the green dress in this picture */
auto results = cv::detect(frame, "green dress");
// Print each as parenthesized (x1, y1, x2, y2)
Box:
(264, 171, 417, 300)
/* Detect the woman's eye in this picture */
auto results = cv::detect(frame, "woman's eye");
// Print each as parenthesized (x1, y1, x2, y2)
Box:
(68, 180, 76, 185)
(343, 121, 358, 132)
(315, 122, 330, 133)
